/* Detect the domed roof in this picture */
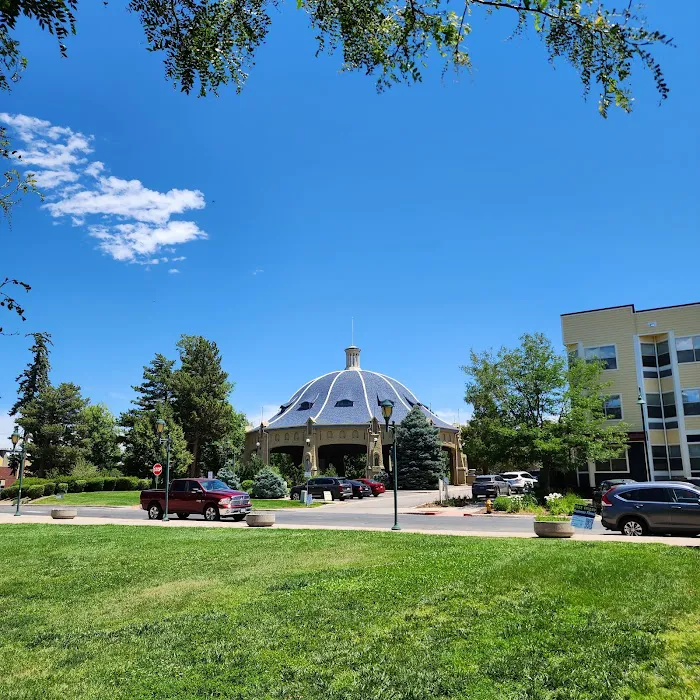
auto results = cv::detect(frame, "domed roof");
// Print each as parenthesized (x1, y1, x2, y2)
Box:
(265, 346, 457, 431)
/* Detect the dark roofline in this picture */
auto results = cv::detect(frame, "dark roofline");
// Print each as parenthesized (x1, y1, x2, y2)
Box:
(562, 301, 700, 317)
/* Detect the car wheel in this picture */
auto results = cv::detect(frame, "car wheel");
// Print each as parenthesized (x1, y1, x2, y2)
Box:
(176, 512, 189, 519)
(291, 491, 300, 501)
(506, 486, 512, 496)
(231, 514, 246, 522)
(203, 504, 220, 522)
(621, 517, 647, 537)
(373, 493, 379, 497)
(148, 502, 163, 520)
(358, 493, 364, 499)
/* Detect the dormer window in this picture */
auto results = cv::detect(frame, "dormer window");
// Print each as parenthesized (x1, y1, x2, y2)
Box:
(297, 401, 313, 411)
(335, 399, 354, 408)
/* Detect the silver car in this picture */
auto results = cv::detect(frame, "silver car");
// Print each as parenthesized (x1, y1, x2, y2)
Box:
(601, 481, 700, 537)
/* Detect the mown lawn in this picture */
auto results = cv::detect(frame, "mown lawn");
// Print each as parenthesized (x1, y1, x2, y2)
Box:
(34, 492, 320, 509)
(0, 526, 698, 700)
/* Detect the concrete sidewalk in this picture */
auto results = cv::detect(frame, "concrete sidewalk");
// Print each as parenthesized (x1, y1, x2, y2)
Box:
(2, 513, 698, 547)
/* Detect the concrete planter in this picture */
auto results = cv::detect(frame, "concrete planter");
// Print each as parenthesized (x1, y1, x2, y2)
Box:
(246, 513, 275, 528)
(534, 520, 574, 538)
(51, 508, 77, 520)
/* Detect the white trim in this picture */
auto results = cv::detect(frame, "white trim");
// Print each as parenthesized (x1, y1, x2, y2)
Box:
(364, 371, 411, 411)
(668, 330, 692, 477)
(674, 333, 700, 365)
(357, 371, 373, 422)
(633, 334, 654, 481)
(312, 371, 344, 421)
(267, 371, 338, 426)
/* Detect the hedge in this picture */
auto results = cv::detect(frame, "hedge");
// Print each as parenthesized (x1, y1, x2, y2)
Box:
(103, 477, 117, 491)
(137, 478, 151, 491)
(24, 485, 46, 499)
(115, 477, 139, 491)
(84, 478, 104, 492)
(241, 480, 254, 493)
(43, 482, 56, 496)
(67, 480, 86, 493)
(57, 483, 68, 494)
(1, 485, 19, 501)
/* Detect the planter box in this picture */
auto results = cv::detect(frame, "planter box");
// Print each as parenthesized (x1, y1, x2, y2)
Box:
(246, 513, 275, 528)
(51, 508, 77, 520)
(534, 521, 574, 538)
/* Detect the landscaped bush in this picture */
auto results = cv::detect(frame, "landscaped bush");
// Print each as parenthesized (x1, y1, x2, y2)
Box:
(84, 478, 105, 492)
(115, 477, 139, 491)
(493, 496, 511, 512)
(492, 494, 543, 514)
(43, 482, 56, 496)
(216, 467, 241, 490)
(103, 477, 117, 491)
(241, 479, 254, 493)
(67, 480, 82, 493)
(56, 483, 68, 495)
(535, 515, 570, 522)
(250, 468, 287, 499)
(1, 485, 19, 501)
(25, 485, 46, 500)
(137, 479, 151, 491)
(545, 491, 587, 516)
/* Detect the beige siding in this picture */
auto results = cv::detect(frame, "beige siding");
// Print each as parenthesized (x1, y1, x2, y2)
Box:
(634, 304, 700, 336)
(679, 363, 700, 390)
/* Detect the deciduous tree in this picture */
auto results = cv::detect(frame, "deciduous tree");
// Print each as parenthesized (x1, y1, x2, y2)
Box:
(81, 404, 122, 472)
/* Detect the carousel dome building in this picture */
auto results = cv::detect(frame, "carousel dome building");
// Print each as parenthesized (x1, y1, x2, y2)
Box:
(244, 346, 466, 484)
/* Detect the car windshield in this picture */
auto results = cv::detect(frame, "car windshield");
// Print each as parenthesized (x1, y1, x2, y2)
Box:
(199, 479, 232, 491)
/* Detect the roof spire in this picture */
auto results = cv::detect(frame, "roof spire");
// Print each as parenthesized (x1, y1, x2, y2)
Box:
(345, 345, 360, 369)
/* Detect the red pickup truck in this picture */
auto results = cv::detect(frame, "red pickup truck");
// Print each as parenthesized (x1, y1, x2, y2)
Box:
(140, 478, 252, 522)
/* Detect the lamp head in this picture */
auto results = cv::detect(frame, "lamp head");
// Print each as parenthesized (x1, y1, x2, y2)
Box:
(380, 399, 394, 425)
(11, 427, 19, 447)
(155, 418, 165, 434)
(637, 389, 646, 406)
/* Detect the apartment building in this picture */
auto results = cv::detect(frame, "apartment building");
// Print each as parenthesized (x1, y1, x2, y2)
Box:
(561, 302, 700, 488)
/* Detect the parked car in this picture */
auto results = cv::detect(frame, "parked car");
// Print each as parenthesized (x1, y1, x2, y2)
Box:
(140, 478, 252, 522)
(501, 471, 538, 493)
(472, 475, 512, 498)
(683, 478, 700, 489)
(356, 478, 386, 496)
(289, 477, 353, 501)
(601, 481, 700, 536)
(345, 479, 373, 498)
(592, 478, 636, 513)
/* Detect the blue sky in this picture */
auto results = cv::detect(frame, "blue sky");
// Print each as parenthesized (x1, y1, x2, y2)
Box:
(1, 2, 698, 446)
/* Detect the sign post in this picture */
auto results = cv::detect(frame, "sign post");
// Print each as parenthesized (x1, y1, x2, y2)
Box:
(152, 463, 163, 490)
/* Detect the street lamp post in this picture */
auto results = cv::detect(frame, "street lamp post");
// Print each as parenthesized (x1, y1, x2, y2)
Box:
(381, 400, 400, 531)
(155, 419, 172, 522)
(10, 426, 27, 517)
(637, 388, 651, 481)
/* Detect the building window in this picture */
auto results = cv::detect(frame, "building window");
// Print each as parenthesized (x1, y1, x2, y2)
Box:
(682, 389, 700, 416)
(647, 393, 662, 419)
(297, 401, 313, 411)
(656, 340, 671, 367)
(641, 342, 657, 368)
(652, 445, 683, 473)
(603, 395, 622, 420)
(662, 391, 677, 418)
(595, 452, 629, 473)
(689, 444, 700, 473)
(334, 399, 354, 408)
(584, 345, 617, 370)
(676, 335, 700, 363)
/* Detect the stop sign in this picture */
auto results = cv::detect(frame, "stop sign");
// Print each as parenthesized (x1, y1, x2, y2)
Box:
(152, 463, 163, 476)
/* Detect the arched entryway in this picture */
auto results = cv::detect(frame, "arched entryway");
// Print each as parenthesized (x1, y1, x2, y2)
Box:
(317, 444, 368, 477)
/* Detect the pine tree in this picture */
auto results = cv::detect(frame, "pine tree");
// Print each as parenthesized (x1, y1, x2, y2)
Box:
(17, 382, 88, 477)
(395, 406, 445, 490)
(10, 332, 52, 416)
(122, 353, 175, 427)
(172, 335, 234, 477)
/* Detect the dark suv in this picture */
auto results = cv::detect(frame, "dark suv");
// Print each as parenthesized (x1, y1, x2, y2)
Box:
(592, 478, 636, 513)
(290, 477, 353, 501)
(601, 481, 700, 536)
(472, 475, 511, 499)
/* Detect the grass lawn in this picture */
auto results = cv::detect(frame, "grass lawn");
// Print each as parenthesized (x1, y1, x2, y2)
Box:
(33, 492, 321, 509)
(0, 526, 698, 699)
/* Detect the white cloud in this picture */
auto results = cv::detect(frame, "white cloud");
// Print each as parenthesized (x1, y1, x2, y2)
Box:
(168, 268, 180, 274)
(252, 268, 264, 276)
(0, 112, 208, 264)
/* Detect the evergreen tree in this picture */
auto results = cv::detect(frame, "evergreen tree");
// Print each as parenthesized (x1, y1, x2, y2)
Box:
(238, 454, 266, 481)
(395, 406, 445, 490)
(81, 404, 122, 472)
(250, 467, 287, 499)
(216, 466, 241, 490)
(17, 382, 88, 477)
(172, 335, 234, 477)
(10, 332, 52, 416)
(121, 409, 191, 479)
(122, 353, 175, 427)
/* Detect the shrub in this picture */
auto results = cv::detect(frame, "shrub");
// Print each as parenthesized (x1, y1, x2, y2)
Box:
(21, 477, 50, 487)
(68, 480, 84, 493)
(43, 482, 56, 496)
(241, 479, 254, 493)
(25, 485, 46, 500)
(535, 515, 570, 522)
(137, 479, 151, 491)
(56, 483, 69, 495)
(216, 467, 241, 490)
(115, 477, 139, 491)
(85, 478, 105, 492)
(493, 496, 511, 512)
(1, 485, 20, 501)
(70, 460, 100, 480)
(250, 468, 287, 499)
(103, 477, 117, 491)
(546, 491, 587, 516)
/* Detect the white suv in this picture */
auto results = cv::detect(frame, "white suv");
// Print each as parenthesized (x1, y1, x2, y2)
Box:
(501, 471, 538, 493)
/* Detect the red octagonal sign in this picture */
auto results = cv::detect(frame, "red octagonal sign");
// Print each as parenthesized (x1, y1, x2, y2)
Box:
(152, 463, 163, 476)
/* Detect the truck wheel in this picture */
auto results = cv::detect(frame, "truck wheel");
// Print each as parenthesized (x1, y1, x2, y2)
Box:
(148, 502, 163, 520)
(176, 512, 190, 519)
(621, 517, 647, 536)
(203, 504, 220, 522)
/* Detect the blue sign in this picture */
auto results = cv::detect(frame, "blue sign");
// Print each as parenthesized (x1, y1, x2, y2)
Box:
(571, 504, 596, 530)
